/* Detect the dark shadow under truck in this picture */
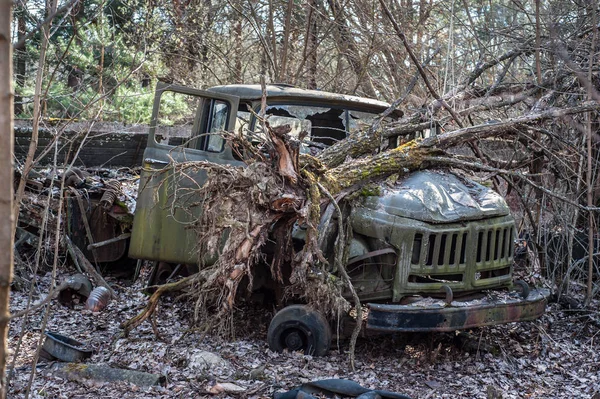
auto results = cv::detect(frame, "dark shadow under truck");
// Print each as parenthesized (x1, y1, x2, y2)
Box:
(128, 82, 549, 356)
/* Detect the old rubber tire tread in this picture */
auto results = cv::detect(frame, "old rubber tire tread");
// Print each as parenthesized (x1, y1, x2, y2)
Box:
(267, 304, 332, 356)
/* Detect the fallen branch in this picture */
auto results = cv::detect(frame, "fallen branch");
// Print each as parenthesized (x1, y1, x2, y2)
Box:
(65, 235, 117, 298)
(0, 282, 68, 322)
(421, 101, 600, 149)
(120, 274, 196, 335)
(317, 182, 362, 370)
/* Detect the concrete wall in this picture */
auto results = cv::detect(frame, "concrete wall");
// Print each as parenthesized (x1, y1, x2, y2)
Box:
(14, 120, 149, 168)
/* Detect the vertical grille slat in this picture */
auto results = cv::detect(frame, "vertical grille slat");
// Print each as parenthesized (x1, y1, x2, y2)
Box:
(501, 228, 508, 259)
(494, 229, 501, 260)
(411, 233, 422, 265)
(476, 232, 483, 263)
(437, 234, 447, 266)
(508, 227, 514, 258)
(426, 234, 437, 266)
(459, 232, 467, 264)
(485, 230, 493, 262)
(449, 233, 458, 266)
(405, 220, 514, 290)
(475, 225, 515, 267)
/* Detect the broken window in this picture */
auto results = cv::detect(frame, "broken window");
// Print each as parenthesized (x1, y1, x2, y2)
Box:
(154, 91, 199, 146)
(198, 99, 229, 152)
(153, 92, 230, 153)
(347, 110, 379, 134)
(266, 105, 346, 147)
(233, 103, 399, 155)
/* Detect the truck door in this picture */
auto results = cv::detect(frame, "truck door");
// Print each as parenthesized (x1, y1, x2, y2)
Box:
(129, 82, 241, 264)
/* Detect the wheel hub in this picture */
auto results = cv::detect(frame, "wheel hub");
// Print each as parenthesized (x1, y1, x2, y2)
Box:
(284, 330, 304, 350)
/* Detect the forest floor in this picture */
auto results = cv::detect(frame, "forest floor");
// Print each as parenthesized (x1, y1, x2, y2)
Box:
(6, 267, 600, 399)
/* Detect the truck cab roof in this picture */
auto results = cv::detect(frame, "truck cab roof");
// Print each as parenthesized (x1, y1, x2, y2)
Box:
(208, 84, 403, 118)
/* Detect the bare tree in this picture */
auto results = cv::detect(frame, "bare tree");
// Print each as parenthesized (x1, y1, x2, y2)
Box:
(0, 0, 13, 396)
(327, 0, 377, 97)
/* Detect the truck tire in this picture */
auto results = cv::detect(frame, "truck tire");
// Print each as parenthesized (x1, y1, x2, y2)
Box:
(267, 305, 331, 356)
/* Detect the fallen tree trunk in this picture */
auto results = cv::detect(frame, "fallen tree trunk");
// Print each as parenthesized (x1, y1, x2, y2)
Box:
(420, 102, 600, 149)
(318, 102, 600, 192)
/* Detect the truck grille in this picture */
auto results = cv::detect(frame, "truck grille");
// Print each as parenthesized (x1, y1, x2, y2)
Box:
(475, 226, 514, 264)
(473, 225, 513, 285)
(411, 232, 468, 268)
(408, 222, 514, 289)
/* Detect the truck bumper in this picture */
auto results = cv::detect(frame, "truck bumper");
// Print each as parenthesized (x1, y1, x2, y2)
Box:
(366, 289, 550, 332)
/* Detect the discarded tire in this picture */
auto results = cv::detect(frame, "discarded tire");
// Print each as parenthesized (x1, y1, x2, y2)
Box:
(267, 305, 331, 356)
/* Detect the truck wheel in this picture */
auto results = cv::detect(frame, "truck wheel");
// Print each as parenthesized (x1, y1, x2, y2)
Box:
(267, 305, 331, 356)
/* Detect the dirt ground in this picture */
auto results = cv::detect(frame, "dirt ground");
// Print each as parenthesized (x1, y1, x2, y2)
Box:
(7, 268, 600, 399)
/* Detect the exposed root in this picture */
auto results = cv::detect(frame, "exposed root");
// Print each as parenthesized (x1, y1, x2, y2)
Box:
(123, 120, 442, 358)
(121, 274, 196, 335)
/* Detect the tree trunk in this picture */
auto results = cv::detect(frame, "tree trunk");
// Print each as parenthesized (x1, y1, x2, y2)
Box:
(14, 3, 26, 116)
(305, 0, 318, 89)
(233, 5, 243, 83)
(279, 0, 294, 83)
(0, 0, 14, 396)
(318, 102, 600, 193)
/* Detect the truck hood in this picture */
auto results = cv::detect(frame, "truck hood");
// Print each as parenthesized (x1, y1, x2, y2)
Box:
(360, 170, 510, 223)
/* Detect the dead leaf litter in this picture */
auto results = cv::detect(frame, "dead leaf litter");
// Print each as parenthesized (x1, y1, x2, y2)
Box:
(7, 270, 600, 399)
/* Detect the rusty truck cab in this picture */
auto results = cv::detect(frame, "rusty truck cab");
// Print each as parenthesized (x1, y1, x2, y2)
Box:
(129, 82, 402, 265)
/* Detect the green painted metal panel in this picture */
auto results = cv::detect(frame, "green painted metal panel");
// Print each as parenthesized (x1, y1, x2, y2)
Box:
(129, 84, 241, 264)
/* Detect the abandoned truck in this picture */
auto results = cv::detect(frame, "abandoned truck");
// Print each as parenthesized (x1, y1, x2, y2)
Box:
(128, 82, 549, 355)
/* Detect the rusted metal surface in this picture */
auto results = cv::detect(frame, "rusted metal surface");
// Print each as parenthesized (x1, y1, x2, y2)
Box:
(366, 288, 550, 332)
(209, 84, 404, 118)
(86, 233, 131, 251)
(64, 168, 88, 188)
(347, 248, 397, 267)
(129, 84, 242, 264)
(129, 83, 549, 334)
(85, 286, 111, 312)
(58, 274, 93, 307)
(13, 120, 149, 167)
(66, 191, 128, 263)
(100, 179, 121, 209)
(130, 83, 403, 265)
(351, 171, 516, 303)
(359, 169, 510, 223)
(42, 332, 93, 362)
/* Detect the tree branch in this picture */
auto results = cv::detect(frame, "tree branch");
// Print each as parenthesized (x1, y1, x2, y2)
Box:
(379, 0, 465, 128)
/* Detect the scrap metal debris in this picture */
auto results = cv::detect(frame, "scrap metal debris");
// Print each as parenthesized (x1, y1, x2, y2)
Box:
(85, 286, 112, 312)
(42, 331, 94, 363)
(58, 274, 92, 307)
